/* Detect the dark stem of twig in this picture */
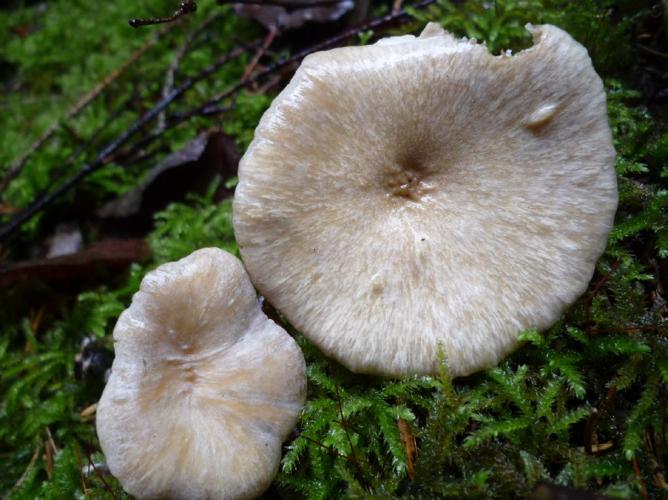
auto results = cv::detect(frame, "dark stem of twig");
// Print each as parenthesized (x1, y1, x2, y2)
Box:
(3, 439, 41, 500)
(241, 25, 278, 82)
(156, 13, 220, 133)
(0, 42, 257, 243)
(130, 0, 197, 28)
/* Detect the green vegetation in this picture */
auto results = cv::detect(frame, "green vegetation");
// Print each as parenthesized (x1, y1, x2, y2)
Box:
(1, 0, 667, 498)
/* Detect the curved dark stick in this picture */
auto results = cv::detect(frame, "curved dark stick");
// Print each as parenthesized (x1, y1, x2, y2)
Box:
(129, 1, 198, 28)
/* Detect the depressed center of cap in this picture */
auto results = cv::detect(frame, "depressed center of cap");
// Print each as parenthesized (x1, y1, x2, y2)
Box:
(233, 23, 617, 378)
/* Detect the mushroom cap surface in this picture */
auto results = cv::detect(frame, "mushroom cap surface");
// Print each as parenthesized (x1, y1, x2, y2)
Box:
(96, 248, 306, 499)
(233, 23, 617, 377)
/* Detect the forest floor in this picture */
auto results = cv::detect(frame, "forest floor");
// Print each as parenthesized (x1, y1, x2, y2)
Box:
(1, 0, 668, 498)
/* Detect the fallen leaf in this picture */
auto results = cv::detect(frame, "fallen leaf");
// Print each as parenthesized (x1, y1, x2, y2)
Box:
(398, 418, 417, 480)
(231, 0, 354, 30)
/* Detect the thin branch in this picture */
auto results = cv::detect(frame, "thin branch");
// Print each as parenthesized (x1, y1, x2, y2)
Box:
(157, 13, 221, 133)
(129, 0, 197, 28)
(58, 93, 137, 175)
(637, 43, 668, 61)
(73, 442, 88, 497)
(241, 25, 279, 83)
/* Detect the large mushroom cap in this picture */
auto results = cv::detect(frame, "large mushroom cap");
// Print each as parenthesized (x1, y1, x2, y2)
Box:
(233, 23, 617, 377)
(96, 248, 306, 499)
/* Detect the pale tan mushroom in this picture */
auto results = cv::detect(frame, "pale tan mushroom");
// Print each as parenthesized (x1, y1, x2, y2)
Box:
(233, 23, 617, 377)
(96, 248, 306, 499)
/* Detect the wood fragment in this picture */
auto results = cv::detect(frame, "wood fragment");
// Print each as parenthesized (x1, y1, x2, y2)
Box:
(398, 418, 417, 479)
(80, 403, 98, 421)
(44, 427, 58, 479)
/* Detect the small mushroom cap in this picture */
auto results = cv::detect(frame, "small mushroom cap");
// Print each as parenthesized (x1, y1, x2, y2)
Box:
(96, 248, 306, 499)
(233, 24, 617, 377)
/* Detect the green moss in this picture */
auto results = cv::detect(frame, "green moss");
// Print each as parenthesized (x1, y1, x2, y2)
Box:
(1, 0, 667, 498)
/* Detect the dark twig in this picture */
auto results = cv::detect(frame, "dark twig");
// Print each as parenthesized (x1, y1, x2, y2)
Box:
(241, 25, 279, 83)
(130, 0, 197, 28)
(584, 408, 598, 455)
(157, 13, 221, 133)
(637, 43, 668, 61)
(0, 43, 257, 243)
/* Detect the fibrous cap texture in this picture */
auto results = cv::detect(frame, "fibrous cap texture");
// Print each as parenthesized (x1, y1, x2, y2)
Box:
(96, 248, 306, 499)
(233, 23, 617, 377)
